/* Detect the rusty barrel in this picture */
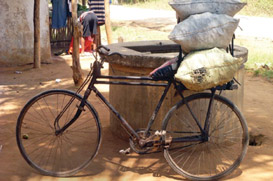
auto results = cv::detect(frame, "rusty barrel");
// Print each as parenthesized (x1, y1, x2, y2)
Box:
(103, 40, 248, 140)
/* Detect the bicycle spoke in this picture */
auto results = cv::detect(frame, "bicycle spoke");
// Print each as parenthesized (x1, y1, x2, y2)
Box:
(164, 93, 248, 180)
(17, 90, 101, 176)
(24, 111, 52, 130)
(31, 102, 54, 130)
(22, 133, 53, 148)
(42, 98, 57, 124)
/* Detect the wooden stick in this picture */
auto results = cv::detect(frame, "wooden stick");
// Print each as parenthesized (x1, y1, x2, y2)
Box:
(71, 0, 83, 86)
(33, 0, 41, 68)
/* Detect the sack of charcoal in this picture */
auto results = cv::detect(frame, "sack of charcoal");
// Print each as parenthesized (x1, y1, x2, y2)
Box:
(169, 12, 239, 53)
(169, 0, 246, 21)
(174, 47, 243, 91)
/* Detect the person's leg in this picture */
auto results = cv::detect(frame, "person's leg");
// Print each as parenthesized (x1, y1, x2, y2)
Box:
(82, 13, 92, 54)
(80, 37, 85, 54)
(92, 35, 96, 51)
(87, 13, 98, 51)
(82, 13, 98, 53)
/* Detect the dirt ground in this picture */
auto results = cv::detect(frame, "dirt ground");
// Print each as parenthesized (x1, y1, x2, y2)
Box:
(0, 55, 273, 181)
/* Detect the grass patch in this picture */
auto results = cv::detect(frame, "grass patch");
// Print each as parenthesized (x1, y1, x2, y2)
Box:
(123, 0, 171, 10)
(264, 70, 273, 79)
(234, 37, 273, 80)
(235, 38, 273, 68)
(100, 24, 169, 43)
(251, 69, 273, 81)
(240, 0, 273, 17)
(123, 0, 273, 17)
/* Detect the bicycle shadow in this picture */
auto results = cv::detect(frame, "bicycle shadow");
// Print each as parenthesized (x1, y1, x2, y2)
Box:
(77, 152, 185, 180)
(67, 126, 183, 180)
(105, 156, 183, 180)
(73, 126, 245, 180)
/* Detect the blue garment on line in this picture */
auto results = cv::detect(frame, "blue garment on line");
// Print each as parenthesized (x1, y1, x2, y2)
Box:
(51, 0, 68, 29)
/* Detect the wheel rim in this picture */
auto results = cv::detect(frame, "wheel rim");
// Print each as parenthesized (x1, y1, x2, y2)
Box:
(164, 94, 248, 180)
(17, 91, 100, 176)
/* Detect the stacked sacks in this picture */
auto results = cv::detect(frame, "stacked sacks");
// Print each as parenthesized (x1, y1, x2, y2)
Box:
(168, 0, 246, 91)
(169, 12, 239, 53)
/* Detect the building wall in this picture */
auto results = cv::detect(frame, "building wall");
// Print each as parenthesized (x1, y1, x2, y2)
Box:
(0, 0, 51, 66)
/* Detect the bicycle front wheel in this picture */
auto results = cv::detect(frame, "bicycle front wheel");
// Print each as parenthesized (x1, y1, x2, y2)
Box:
(16, 90, 101, 177)
(162, 93, 248, 180)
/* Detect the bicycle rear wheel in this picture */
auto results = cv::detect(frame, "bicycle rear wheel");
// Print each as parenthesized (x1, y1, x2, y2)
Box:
(162, 93, 248, 180)
(16, 89, 101, 177)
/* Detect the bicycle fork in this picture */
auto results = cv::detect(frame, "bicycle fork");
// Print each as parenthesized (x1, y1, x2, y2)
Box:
(54, 87, 92, 136)
(55, 62, 100, 135)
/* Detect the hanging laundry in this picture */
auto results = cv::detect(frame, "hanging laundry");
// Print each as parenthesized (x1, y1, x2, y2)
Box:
(88, 0, 105, 25)
(67, 0, 78, 13)
(51, 0, 69, 29)
(68, 0, 72, 13)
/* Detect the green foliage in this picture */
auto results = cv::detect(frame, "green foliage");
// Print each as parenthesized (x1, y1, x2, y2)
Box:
(240, 0, 273, 17)
(122, 0, 273, 17)
(117, 0, 158, 4)
(235, 38, 273, 69)
(101, 24, 169, 42)
(78, 4, 88, 11)
(123, 0, 172, 10)
(235, 38, 273, 80)
(263, 70, 273, 79)
(251, 69, 273, 80)
(253, 69, 260, 77)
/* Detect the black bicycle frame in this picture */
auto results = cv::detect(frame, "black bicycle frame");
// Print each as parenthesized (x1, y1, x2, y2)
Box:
(56, 60, 216, 144)
(91, 73, 172, 141)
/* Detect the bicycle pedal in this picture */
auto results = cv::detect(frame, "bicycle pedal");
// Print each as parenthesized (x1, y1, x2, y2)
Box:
(119, 148, 130, 155)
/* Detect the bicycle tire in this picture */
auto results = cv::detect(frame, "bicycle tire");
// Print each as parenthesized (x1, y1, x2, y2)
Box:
(162, 93, 248, 180)
(16, 89, 101, 177)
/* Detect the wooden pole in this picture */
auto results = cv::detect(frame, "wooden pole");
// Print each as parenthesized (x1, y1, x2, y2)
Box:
(71, 0, 84, 86)
(104, 0, 113, 44)
(82, 0, 87, 7)
(33, 0, 41, 68)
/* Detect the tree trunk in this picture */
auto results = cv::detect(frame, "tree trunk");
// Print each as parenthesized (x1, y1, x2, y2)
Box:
(33, 0, 41, 68)
(72, 0, 84, 86)
(104, 0, 113, 44)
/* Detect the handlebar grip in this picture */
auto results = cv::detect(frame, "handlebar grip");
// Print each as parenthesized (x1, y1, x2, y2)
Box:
(97, 45, 124, 58)
(98, 45, 110, 52)
(98, 48, 109, 56)
(108, 52, 124, 57)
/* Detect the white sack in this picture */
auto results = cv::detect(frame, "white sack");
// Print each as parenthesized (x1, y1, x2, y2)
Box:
(169, 0, 246, 21)
(175, 47, 243, 91)
(169, 12, 239, 53)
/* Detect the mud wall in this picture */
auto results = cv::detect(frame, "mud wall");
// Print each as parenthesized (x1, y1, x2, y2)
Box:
(0, 0, 51, 66)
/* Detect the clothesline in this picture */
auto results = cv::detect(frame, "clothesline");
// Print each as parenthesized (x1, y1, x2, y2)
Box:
(51, 0, 105, 29)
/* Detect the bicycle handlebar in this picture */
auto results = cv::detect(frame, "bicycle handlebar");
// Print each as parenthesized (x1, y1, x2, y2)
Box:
(98, 45, 110, 52)
(97, 45, 124, 58)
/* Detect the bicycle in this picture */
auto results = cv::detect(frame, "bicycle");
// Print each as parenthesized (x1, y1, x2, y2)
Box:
(16, 45, 249, 180)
